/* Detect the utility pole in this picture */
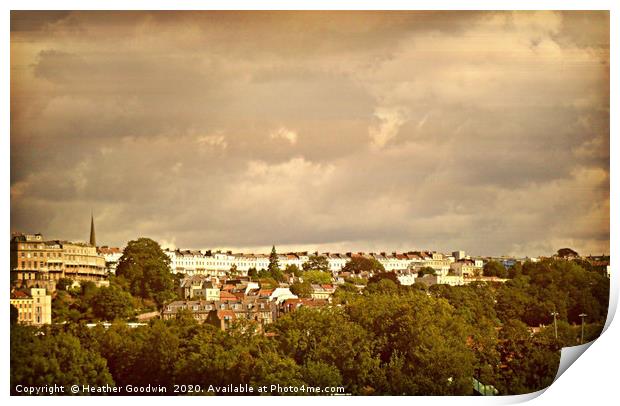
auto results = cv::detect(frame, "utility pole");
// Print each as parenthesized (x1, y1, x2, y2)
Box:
(579, 313, 588, 344)
(551, 311, 559, 340)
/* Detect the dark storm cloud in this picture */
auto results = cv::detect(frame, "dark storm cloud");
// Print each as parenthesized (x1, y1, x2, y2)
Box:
(10, 11, 609, 256)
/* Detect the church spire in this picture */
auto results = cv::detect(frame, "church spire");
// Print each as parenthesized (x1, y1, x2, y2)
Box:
(89, 212, 96, 247)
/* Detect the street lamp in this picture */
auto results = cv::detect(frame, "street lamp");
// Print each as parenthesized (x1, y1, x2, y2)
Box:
(551, 311, 559, 340)
(579, 313, 588, 344)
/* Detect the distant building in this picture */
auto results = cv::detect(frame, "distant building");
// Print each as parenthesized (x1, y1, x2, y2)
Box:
(11, 233, 107, 286)
(162, 298, 277, 332)
(417, 274, 464, 287)
(98, 246, 123, 274)
(279, 298, 329, 313)
(452, 251, 466, 261)
(450, 259, 484, 278)
(310, 284, 335, 300)
(10, 287, 52, 325)
(178, 275, 221, 300)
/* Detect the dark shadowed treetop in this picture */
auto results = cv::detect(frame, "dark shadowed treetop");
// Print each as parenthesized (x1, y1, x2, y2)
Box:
(342, 256, 385, 274)
(557, 248, 579, 258)
(268, 245, 280, 274)
(302, 255, 330, 273)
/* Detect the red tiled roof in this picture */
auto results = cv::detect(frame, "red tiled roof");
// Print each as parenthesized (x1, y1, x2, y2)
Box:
(11, 290, 30, 299)
(216, 310, 236, 319)
(220, 291, 238, 301)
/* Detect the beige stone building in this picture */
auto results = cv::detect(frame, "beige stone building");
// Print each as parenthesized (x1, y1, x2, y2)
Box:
(11, 233, 107, 285)
(10, 287, 52, 325)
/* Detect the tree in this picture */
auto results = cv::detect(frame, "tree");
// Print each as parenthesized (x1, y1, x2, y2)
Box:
(557, 248, 578, 258)
(494, 320, 560, 394)
(271, 307, 381, 394)
(56, 277, 73, 291)
(290, 281, 312, 298)
(416, 267, 436, 277)
(368, 271, 400, 285)
(285, 264, 302, 277)
(303, 270, 332, 284)
(268, 245, 280, 274)
(332, 282, 361, 304)
(115, 238, 175, 307)
(90, 286, 135, 321)
(302, 255, 330, 273)
(228, 264, 240, 277)
(11, 325, 114, 394)
(342, 257, 385, 274)
(347, 291, 475, 395)
(248, 267, 258, 280)
(365, 278, 399, 295)
(483, 261, 508, 278)
(302, 360, 343, 388)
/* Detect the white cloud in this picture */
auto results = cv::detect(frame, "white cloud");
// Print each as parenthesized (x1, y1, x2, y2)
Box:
(369, 107, 408, 148)
(196, 134, 228, 149)
(269, 127, 298, 144)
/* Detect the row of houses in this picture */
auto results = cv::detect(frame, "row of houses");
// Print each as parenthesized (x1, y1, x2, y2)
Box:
(164, 275, 330, 331)
(163, 248, 485, 277)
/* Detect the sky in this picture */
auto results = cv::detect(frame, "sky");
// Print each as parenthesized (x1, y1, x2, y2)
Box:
(10, 11, 610, 257)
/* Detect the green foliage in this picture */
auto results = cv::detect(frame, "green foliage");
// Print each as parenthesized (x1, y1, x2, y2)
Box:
(248, 267, 259, 280)
(342, 257, 385, 274)
(56, 277, 73, 291)
(345, 276, 367, 285)
(417, 266, 436, 277)
(258, 266, 284, 282)
(301, 360, 343, 388)
(302, 255, 330, 272)
(11, 325, 114, 394)
(368, 271, 400, 286)
(268, 246, 282, 277)
(483, 261, 508, 278)
(285, 264, 302, 277)
(90, 285, 135, 321)
(290, 281, 312, 298)
(365, 278, 399, 295)
(258, 249, 285, 282)
(496, 260, 609, 326)
(228, 264, 239, 277)
(303, 270, 332, 284)
(494, 320, 560, 394)
(347, 291, 475, 395)
(332, 282, 361, 304)
(271, 307, 380, 394)
(115, 238, 175, 307)
(258, 277, 279, 289)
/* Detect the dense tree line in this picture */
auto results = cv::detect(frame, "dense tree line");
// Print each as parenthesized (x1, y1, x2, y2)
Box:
(11, 258, 609, 396)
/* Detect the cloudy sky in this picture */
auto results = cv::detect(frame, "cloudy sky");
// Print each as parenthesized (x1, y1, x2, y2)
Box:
(10, 11, 609, 256)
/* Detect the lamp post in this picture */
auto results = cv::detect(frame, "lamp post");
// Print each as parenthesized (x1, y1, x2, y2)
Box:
(579, 313, 588, 344)
(551, 311, 559, 340)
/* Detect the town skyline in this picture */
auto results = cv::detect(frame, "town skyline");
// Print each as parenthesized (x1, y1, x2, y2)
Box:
(11, 11, 610, 258)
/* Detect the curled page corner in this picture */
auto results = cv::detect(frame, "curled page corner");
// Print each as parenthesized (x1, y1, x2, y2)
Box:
(554, 341, 594, 382)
